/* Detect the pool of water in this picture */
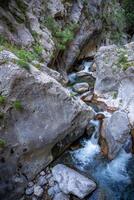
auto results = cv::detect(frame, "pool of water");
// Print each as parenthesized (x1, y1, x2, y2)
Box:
(53, 120, 134, 200)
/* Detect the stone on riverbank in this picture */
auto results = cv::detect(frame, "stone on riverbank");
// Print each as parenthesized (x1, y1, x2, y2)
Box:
(52, 164, 96, 199)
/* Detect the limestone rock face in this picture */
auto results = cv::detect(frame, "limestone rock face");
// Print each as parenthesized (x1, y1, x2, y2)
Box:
(0, 52, 94, 200)
(94, 42, 134, 128)
(52, 164, 96, 199)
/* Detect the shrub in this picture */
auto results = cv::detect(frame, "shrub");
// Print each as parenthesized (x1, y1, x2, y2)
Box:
(0, 139, 6, 148)
(16, 59, 30, 71)
(44, 16, 79, 51)
(102, 1, 125, 43)
(33, 44, 43, 56)
(122, 0, 134, 34)
(116, 48, 133, 71)
(0, 95, 6, 105)
(15, 49, 35, 62)
(13, 100, 23, 111)
(0, 35, 43, 62)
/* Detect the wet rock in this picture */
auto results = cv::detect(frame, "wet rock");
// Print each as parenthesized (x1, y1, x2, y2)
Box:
(46, 174, 52, 180)
(53, 184, 61, 194)
(37, 176, 47, 186)
(48, 187, 55, 198)
(76, 71, 95, 86)
(28, 182, 34, 187)
(40, 171, 45, 176)
(123, 136, 132, 153)
(80, 91, 93, 102)
(52, 164, 96, 199)
(76, 71, 91, 77)
(25, 187, 34, 196)
(48, 177, 55, 187)
(53, 192, 70, 200)
(101, 111, 130, 159)
(34, 185, 43, 197)
(73, 82, 89, 94)
(95, 113, 105, 120)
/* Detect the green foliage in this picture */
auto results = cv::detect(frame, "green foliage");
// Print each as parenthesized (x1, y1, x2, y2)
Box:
(33, 44, 43, 56)
(44, 16, 59, 34)
(13, 100, 23, 111)
(44, 16, 79, 51)
(0, 139, 6, 148)
(15, 49, 35, 62)
(112, 91, 118, 99)
(102, 2, 125, 43)
(34, 63, 42, 69)
(69, 92, 76, 97)
(16, 59, 30, 71)
(122, 0, 134, 33)
(0, 95, 6, 105)
(0, 34, 44, 63)
(116, 48, 133, 71)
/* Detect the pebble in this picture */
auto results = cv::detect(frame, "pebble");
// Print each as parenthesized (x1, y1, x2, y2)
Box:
(28, 181, 34, 187)
(46, 174, 52, 180)
(48, 177, 55, 187)
(40, 170, 45, 176)
(48, 187, 55, 197)
(37, 176, 47, 186)
(34, 185, 44, 197)
(53, 184, 61, 194)
(53, 192, 70, 200)
(25, 187, 34, 196)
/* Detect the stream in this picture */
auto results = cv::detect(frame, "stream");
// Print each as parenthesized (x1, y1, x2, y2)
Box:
(53, 61, 134, 200)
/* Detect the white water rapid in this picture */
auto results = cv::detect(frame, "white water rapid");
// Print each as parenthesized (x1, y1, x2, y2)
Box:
(72, 120, 100, 165)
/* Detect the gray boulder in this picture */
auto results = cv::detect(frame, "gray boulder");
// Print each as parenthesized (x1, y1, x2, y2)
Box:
(101, 111, 131, 159)
(52, 164, 96, 199)
(73, 82, 89, 94)
(94, 42, 134, 128)
(0, 51, 94, 200)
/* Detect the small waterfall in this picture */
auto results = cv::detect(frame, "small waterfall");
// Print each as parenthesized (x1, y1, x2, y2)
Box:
(72, 120, 101, 165)
(83, 61, 93, 72)
(68, 72, 77, 84)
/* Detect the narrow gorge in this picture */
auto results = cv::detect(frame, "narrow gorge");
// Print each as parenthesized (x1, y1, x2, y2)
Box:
(0, 0, 134, 200)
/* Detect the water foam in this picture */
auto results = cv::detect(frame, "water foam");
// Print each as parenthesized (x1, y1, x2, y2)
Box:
(103, 150, 132, 182)
(72, 120, 100, 165)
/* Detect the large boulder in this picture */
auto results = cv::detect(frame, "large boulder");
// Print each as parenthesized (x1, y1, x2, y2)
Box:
(0, 51, 94, 200)
(100, 111, 131, 159)
(52, 164, 96, 199)
(73, 82, 89, 94)
(94, 42, 134, 127)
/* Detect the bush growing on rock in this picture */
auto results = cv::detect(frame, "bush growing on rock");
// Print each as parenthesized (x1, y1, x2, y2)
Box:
(0, 95, 6, 105)
(0, 35, 44, 63)
(13, 100, 23, 111)
(44, 16, 79, 51)
(0, 138, 6, 148)
(16, 60, 30, 71)
(122, 0, 134, 34)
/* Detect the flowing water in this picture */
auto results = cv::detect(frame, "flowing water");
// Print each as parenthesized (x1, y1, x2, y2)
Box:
(61, 61, 134, 200)
(55, 119, 134, 200)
